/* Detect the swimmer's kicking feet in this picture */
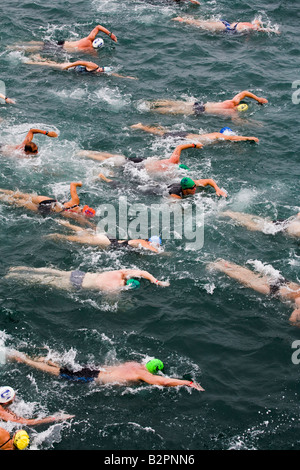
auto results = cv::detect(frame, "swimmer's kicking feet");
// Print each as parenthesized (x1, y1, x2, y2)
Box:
(131, 123, 259, 144)
(6, 352, 204, 390)
(221, 211, 300, 238)
(7, 24, 117, 54)
(146, 90, 268, 118)
(24, 55, 137, 79)
(4, 266, 170, 292)
(0, 128, 58, 156)
(207, 259, 300, 326)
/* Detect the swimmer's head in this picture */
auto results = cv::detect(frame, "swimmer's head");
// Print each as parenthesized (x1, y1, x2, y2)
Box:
(148, 235, 162, 247)
(13, 430, 30, 450)
(180, 177, 196, 194)
(24, 142, 38, 154)
(178, 164, 190, 170)
(146, 358, 164, 374)
(81, 205, 96, 218)
(236, 101, 249, 112)
(126, 279, 140, 289)
(219, 127, 236, 136)
(0, 386, 15, 404)
(92, 38, 104, 49)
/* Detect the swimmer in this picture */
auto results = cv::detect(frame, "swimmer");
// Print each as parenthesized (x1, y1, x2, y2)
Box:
(46, 219, 163, 253)
(24, 55, 137, 79)
(0, 428, 30, 451)
(131, 123, 259, 144)
(78, 142, 203, 174)
(172, 16, 280, 34)
(207, 259, 300, 326)
(0, 386, 74, 426)
(4, 266, 170, 292)
(0, 93, 16, 105)
(0, 182, 96, 226)
(146, 90, 268, 118)
(7, 24, 117, 54)
(0, 128, 58, 156)
(6, 352, 204, 391)
(168, 176, 227, 199)
(221, 211, 300, 238)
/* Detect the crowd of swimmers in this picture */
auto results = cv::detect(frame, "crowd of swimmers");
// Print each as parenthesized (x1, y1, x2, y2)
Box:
(0, 0, 298, 451)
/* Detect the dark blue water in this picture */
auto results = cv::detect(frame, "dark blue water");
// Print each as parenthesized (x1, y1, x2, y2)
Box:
(0, 0, 299, 451)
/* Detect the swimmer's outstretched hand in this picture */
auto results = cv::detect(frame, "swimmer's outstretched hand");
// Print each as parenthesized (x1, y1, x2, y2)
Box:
(172, 17, 185, 22)
(5, 97, 16, 105)
(216, 188, 228, 198)
(52, 413, 75, 422)
(188, 0, 201, 4)
(189, 381, 205, 391)
(258, 98, 268, 105)
(156, 280, 170, 287)
(47, 131, 58, 138)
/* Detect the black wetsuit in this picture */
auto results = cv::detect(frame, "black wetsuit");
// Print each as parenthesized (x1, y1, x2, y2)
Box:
(168, 183, 184, 198)
(59, 366, 100, 383)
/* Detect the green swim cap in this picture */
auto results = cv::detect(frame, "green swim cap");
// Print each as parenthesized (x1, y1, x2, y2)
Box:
(180, 177, 195, 190)
(146, 358, 164, 374)
(126, 279, 140, 289)
(178, 164, 190, 170)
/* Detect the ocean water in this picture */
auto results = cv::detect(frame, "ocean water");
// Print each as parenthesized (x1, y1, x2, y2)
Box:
(0, 0, 299, 452)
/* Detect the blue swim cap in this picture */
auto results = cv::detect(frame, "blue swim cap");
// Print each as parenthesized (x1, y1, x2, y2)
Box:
(148, 236, 162, 246)
(126, 279, 140, 289)
(219, 127, 235, 135)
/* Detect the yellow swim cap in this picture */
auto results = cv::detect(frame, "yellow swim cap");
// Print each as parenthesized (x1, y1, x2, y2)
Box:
(237, 103, 249, 112)
(13, 430, 30, 450)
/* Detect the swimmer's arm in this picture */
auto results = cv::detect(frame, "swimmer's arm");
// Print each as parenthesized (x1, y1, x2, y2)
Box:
(21, 129, 58, 145)
(0, 407, 72, 425)
(289, 298, 300, 326)
(173, 142, 203, 155)
(194, 178, 227, 197)
(98, 173, 114, 183)
(139, 372, 204, 390)
(63, 61, 97, 70)
(87, 25, 117, 43)
(121, 269, 170, 286)
(172, 17, 202, 26)
(217, 134, 259, 143)
(63, 181, 82, 208)
(130, 240, 159, 253)
(0, 93, 16, 104)
(231, 91, 268, 105)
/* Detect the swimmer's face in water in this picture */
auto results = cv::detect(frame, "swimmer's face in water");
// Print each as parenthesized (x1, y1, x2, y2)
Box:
(183, 185, 197, 196)
(24, 142, 38, 154)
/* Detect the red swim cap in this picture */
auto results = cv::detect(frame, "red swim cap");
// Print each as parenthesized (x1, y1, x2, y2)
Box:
(82, 205, 96, 218)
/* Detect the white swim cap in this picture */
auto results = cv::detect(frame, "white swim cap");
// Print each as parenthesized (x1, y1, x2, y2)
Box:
(0, 386, 15, 404)
(93, 38, 104, 49)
